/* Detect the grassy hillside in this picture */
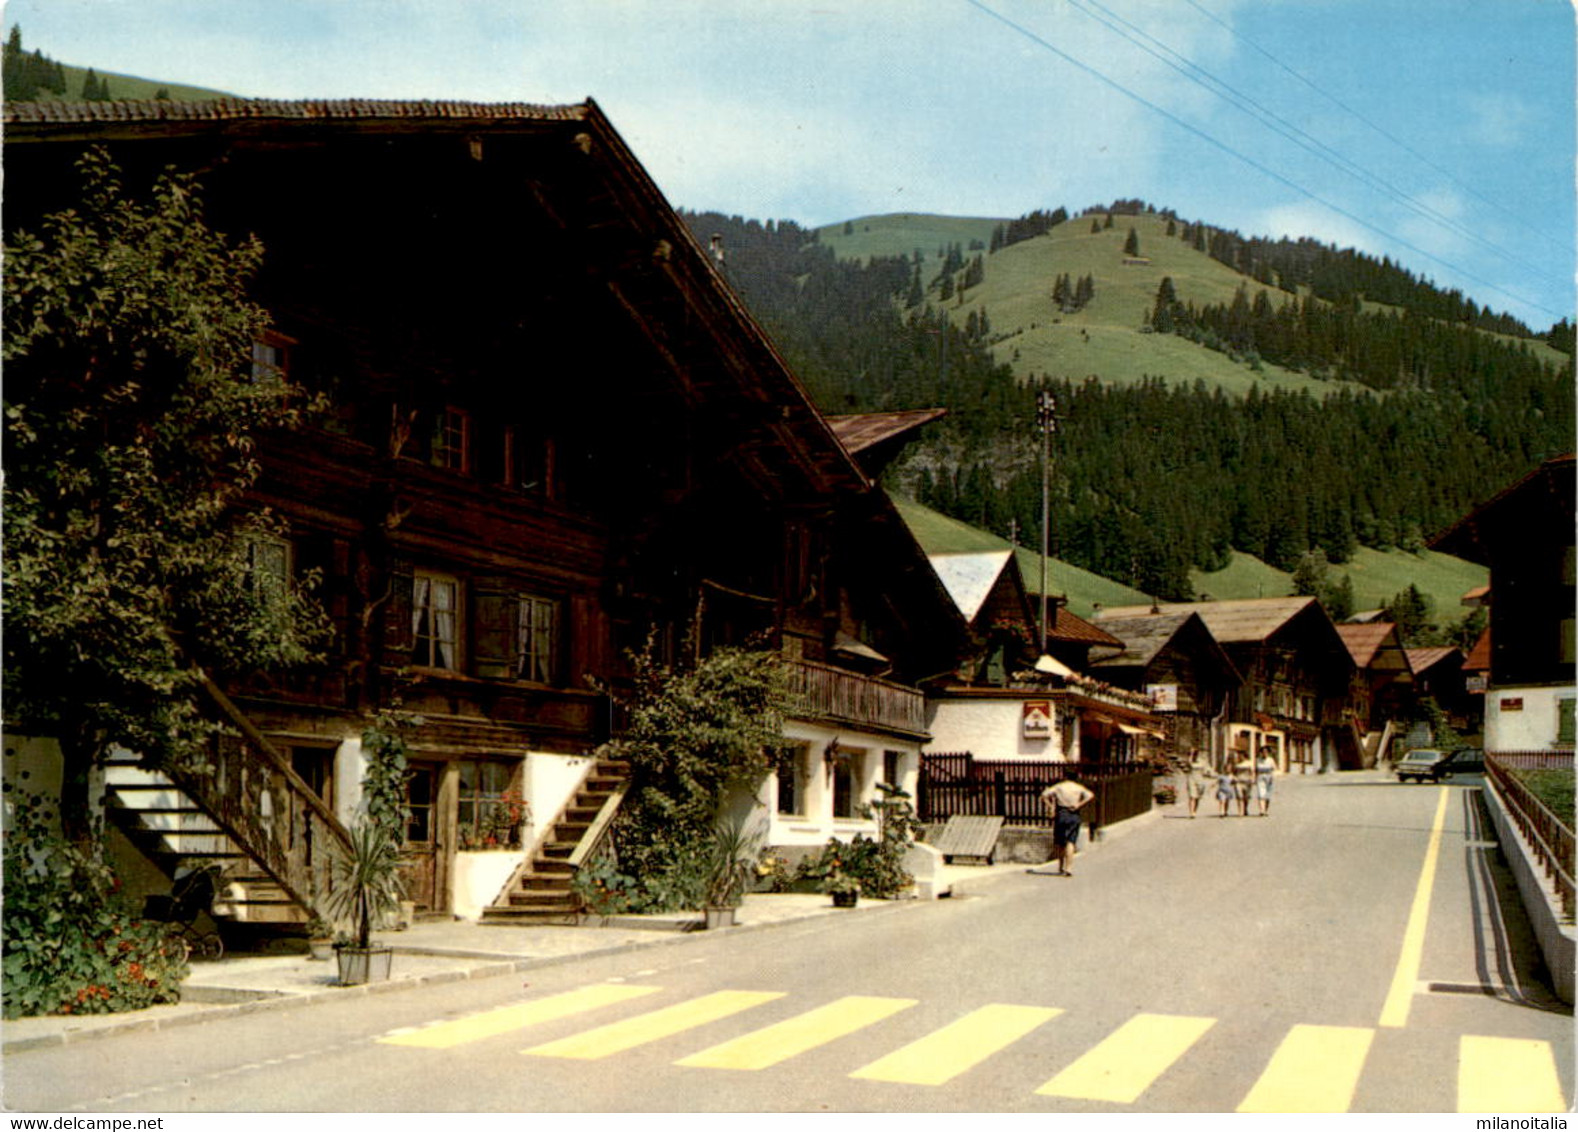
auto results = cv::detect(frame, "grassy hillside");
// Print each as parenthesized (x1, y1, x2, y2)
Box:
(820, 209, 1569, 393)
(890, 493, 1151, 620)
(38, 61, 233, 102)
(1188, 547, 1487, 623)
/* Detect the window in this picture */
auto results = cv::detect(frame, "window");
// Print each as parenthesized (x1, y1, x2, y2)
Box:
(505, 424, 550, 495)
(250, 334, 290, 383)
(832, 747, 867, 820)
(245, 534, 291, 607)
(431, 406, 470, 472)
(412, 572, 459, 669)
(456, 759, 524, 851)
(1559, 698, 1576, 747)
(516, 596, 558, 684)
(775, 745, 806, 817)
(883, 750, 903, 790)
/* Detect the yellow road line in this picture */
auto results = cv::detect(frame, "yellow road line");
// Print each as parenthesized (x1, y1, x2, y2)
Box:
(850, 1004, 1062, 1085)
(1379, 786, 1450, 1028)
(1034, 1013, 1215, 1103)
(1458, 1036, 1567, 1113)
(378, 983, 661, 1049)
(1237, 1024, 1374, 1113)
(676, 995, 916, 1070)
(522, 990, 784, 1060)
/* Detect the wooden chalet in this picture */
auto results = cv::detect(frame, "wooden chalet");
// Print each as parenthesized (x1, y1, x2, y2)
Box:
(1335, 621, 1414, 764)
(1430, 453, 1576, 753)
(4, 99, 967, 924)
(1097, 597, 1355, 772)
(1086, 612, 1241, 768)
(1405, 646, 1474, 736)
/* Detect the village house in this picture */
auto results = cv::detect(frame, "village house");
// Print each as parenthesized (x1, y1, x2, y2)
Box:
(1429, 453, 1576, 754)
(1335, 620, 1415, 766)
(1086, 611, 1242, 768)
(2, 99, 967, 927)
(1097, 597, 1356, 772)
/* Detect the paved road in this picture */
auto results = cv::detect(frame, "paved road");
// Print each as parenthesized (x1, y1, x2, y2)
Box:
(5, 771, 1571, 1112)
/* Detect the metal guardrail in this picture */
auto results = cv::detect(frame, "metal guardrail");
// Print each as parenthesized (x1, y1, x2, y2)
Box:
(1485, 750, 1575, 770)
(1485, 754, 1575, 921)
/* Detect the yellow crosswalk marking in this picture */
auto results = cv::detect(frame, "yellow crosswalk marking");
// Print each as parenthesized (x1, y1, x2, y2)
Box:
(677, 995, 917, 1071)
(1237, 1024, 1373, 1113)
(1035, 1013, 1215, 1103)
(379, 984, 661, 1049)
(523, 990, 785, 1060)
(850, 1004, 1062, 1085)
(1458, 1036, 1567, 1113)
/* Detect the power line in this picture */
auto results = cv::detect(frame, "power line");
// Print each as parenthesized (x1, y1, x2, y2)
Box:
(962, 0, 1568, 324)
(1181, 0, 1568, 250)
(1065, 0, 1566, 291)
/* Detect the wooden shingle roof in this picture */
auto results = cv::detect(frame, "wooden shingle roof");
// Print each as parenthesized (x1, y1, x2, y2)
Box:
(1096, 597, 1317, 644)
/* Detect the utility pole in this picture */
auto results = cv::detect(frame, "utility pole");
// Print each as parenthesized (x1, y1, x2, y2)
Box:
(1037, 389, 1059, 654)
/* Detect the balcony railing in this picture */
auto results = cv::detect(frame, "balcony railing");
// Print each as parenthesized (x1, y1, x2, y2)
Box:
(783, 659, 928, 739)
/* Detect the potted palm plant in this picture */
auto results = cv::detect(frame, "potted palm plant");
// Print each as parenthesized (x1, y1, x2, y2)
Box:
(324, 821, 406, 985)
(701, 816, 761, 930)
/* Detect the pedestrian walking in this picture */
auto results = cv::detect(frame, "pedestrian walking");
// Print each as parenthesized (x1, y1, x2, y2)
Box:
(1214, 763, 1236, 817)
(1254, 747, 1277, 816)
(1233, 753, 1255, 817)
(1040, 777, 1094, 876)
(1184, 751, 1212, 818)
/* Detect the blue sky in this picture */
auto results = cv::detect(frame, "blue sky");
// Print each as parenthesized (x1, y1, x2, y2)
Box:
(7, 0, 1574, 330)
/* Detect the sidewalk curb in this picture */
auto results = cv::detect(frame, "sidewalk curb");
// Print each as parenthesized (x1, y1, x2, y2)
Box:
(0, 823, 1114, 1054)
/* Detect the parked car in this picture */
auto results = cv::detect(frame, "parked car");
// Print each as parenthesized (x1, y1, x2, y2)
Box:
(1396, 747, 1484, 783)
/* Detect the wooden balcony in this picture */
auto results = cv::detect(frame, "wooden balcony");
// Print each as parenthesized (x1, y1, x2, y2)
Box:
(783, 659, 928, 740)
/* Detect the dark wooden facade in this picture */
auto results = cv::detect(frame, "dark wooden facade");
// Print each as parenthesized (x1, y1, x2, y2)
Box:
(5, 99, 966, 915)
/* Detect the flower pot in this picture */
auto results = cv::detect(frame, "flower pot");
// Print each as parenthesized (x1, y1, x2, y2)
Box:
(335, 944, 394, 985)
(831, 891, 859, 909)
(703, 906, 737, 930)
(307, 937, 335, 961)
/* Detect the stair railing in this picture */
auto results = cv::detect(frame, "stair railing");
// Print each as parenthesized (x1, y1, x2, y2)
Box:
(162, 669, 354, 918)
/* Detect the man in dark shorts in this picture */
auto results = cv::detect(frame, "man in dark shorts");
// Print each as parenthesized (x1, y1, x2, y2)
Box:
(1041, 777, 1095, 876)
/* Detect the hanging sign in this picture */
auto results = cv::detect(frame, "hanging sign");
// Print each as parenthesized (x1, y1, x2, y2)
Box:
(1147, 684, 1179, 711)
(1022, 700, 1053, 740)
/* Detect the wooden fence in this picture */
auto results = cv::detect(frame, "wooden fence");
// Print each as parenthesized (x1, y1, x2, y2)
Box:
(1485, 750, 1574, 770)
(919, 753, 1154, 831)
(1485, 753, 1574, 920)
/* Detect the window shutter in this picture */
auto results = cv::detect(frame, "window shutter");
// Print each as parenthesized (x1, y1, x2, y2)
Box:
(383, 556, 415, 667)
(472, 578, 517, 680)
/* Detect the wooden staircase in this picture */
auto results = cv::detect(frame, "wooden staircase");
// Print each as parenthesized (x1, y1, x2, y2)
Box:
(482, 756, 628, 925)
(103, 670, 353, 927)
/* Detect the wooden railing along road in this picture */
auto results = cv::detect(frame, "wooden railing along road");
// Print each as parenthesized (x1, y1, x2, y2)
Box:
(1485, 752, 1575, 920)
(919, 752, 1154, 832)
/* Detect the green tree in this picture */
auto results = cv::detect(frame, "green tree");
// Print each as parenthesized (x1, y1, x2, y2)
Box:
(1123, 227, 1140, 257)
(3, 150, 330, 841)
(1385, 584, 1434, 644)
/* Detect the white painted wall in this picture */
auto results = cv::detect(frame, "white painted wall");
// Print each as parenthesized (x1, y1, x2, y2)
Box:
(1486, 686, 1576, 751)
(451, 850, 523, 920)
(1, 734, 64, 831)
(925, 696, 1071, 760)
(525, 751, 595, 854)
(765, 721, 920, 849)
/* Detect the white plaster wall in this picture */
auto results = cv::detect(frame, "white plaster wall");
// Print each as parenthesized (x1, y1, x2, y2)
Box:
(333, 734, 365, 827)
(1, 734, 64, 831)
(1486, 686, 1576, 751)
(925, 698, 1068, 760)
(451, 850, 523, 920)
(767, 722, 914, 849)
(525, 751, 595, 852)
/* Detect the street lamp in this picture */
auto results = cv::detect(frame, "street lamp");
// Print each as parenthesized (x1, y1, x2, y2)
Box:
(1036, 389, 1058, 655)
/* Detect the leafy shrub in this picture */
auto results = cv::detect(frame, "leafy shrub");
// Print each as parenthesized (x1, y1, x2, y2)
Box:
(796, 783, 920, 900)
(2, 796, 189, 1018)
(570, 855, 638, 915)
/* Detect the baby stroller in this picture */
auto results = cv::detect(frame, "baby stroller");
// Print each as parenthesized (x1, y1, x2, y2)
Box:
(143, 866, 225, 961)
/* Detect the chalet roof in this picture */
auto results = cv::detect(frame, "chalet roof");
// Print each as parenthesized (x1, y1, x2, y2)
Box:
(1086, 612, 1194, 667)
(1429, 453, 1576, 565)
(826, 410, 949, 456)
(1096, 597, 1317, 644)
(4, 97, 872, 502)
(929, 551, 1015, 623)
(1406, 647, 1462, 677)
(1051, 606, 1122, 648)
(4, 98, 590, 128)
(1336, 622, 1398, 667)
(1464, 628, 1492, 672)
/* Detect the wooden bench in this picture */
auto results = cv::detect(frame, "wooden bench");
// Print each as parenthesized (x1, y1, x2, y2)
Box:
(928, 815, 1004, 865)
